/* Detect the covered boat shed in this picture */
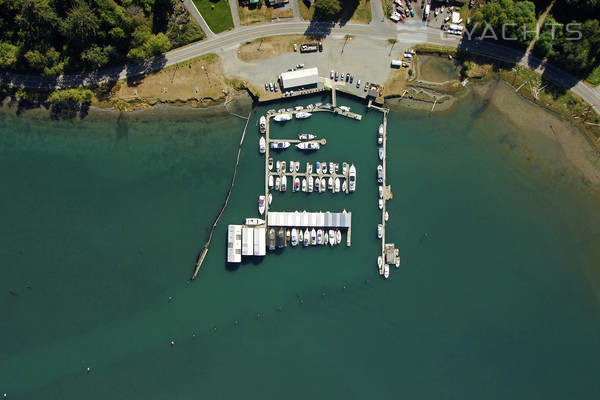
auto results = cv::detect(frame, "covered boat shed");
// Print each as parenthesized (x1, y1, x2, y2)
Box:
(267, 211, 352, 228)
(280, 67, 319, 90)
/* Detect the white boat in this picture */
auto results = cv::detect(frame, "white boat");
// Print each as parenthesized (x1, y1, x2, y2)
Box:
(245, 218, 265, 226)
(281, 161, 286, 172)
(342, 162, 348, 175)
(395, 257, 400, 268)
(276, 160, 281, 172)
(306, 162, 312, 173)
(275, 176, 280, 190)
(298, 133, 316, 140)
(324, 231, 329, 245)
(315, 102, 322, 107)
(273, 113, 292, 122)
(308, 176, 314, 192)
(294, 106, 304, 111)
(335, 163, 339, 173)
(316, 229, 323, 245)
(294, 177, 300, 192)
(315, 177, 320, 192)
(258, 196, 265, 215)
(378, 199, 383, 209)
(379, 147, 384, 160)
(321, 177, 327, 191)
(316, 161, 320, 172)
(294, 162, 300, 172)
(270, 141, 290, 150)
(348, 164, 356, 192)
(298, 229, 303, 244)
(281, 176, 287, 192)
(296, 141, 320, 151)
(268, 157, 273, 171)
(289, 161, 294, 173)
(328, 177, 333, 191)
(328, 162, 334, 173)
(296, 111, 312, 119)
(259, 136, 265, 154)
(291, 228, 298, 247)
(259, 115, 266, 133)
(310, 228, 317, 245)
(377, 256, 383, 269)
(377, 165, 383, 183)
(268, 174, 274, 189)
(303, 229, 310, 246)
(378, 124, 384, 135)
(328, 230, 336, 246)
(302, 178, 307, 192)
(296, 142, 321, 151)
(377, 224, 383, 239)
(342, 179, 347, 192)
(385, 211, 389, 221)
(335, 229, 342, 244)
(339, 105, 351, 112)
(384, 265, 390, 279)
(334, 177, 340, 193)
(322, 162, 327, 174)
(268, 192, 272, 205)
(378, 135, 383, 145)
(378, 185, 383, 198)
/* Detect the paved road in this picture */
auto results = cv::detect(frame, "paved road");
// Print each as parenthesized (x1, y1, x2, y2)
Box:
(228, 0, 241, 27)
(1, 17, 598, 113)
(182, 0, 215, 38)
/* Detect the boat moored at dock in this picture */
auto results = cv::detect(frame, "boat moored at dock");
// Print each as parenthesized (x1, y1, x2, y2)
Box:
(296, 112, 312, 119)
(259, 136, 265, 154)
(259, 116, 266, 133)
(246, 218, 265, 226)
(271, 141, 291, 150)
(348, 164, 356, 192)
(258, 196, 265, 215)
(296, 141, 320, 151)
(298, 133, 316, 141)
(274, 113, 293, 122)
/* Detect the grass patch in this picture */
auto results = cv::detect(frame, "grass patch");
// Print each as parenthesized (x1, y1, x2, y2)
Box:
(413, 44, 458, 57)
(192, 0, 234, 33)
(585, 65, 600, 86)
(237, 35, 314, 62)
(298, 0, 314, 20)
(382, 0, 393, 18)
(299, 0, 371, 23)
(238, 4, 294, 26)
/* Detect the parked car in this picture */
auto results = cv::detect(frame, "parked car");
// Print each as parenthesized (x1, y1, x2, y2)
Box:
(330, 70, 334, 79)
(318, 42, 323, 52)
(356, 79, 361, 88)
(293, 43, 297, 52)
(274, 85, 278, 92)
(350, 75, 353, 83)
(345, 74, 350, 82)
(269, 82, 273, 91)
(341, 72, 345, 81)
(335, 71, 339, 81)
(364, 82, 369, 92)
(265, 83, 269, 90)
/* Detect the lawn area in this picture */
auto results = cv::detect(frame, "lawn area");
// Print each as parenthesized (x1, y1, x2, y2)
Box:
(237, 35, 313, 62)
(586, 65, 600, 86)
(192, 0, 234, 33)
(238, 4, 294, 26)
(299, 0, 371, 23)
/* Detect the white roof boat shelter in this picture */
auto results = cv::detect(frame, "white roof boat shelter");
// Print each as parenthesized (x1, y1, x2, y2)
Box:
(267, 211, 352, 228)
(280, 67, 319, 90)
(227, 225, 242, 263)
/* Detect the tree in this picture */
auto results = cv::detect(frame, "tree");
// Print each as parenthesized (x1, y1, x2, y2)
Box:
(15, 0, 59, 45)
(470, 0, 537, 48)
(313, 0, 342, 21)
(0, 42, 19, 69)
(61, 2, 100, 48)
(551, 19, 600, 76)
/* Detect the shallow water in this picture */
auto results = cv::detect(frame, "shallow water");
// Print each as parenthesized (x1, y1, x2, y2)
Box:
(1, 90, 600, 399)
(418, 55, 460, 82)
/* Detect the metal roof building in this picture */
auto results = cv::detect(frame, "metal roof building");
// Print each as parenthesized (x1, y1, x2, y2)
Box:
(280, 67, 319, 90)
(267, 211, 351, 228)
(253, 227, 266, 256)
(227, 225, 242, 263)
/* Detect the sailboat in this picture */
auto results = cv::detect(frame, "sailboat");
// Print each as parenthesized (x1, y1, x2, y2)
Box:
(315, 177, 320, 192)
(342, 179, 347, 192)
(268, 157, 273, 171)
(258, 195, 265, 215)
(310, 229, 317, 245)
(335, 229, 342, 244)
(328, 177, 333, 191)
(304, 229, 310, 247)
(276, 160, 281, 172)
(308, 176, 314, 192)
(291, 228, 298, 247)
(275, 176, 280, 191)
(259, 136, 265, 154)
(302, 178, 307, 192)
(281, 176, 287, 192)
(328, 230, 336, 246)
(259, 115, 266, 133)
(294, 177, 300, 192)
(289, 161, 295, 173)
(298, 229, 303, 244)
(268, 175, 274, 189)
(324, 231, 329, 246)
(334, 177, 340, 193)
(268, 193, 272, 205)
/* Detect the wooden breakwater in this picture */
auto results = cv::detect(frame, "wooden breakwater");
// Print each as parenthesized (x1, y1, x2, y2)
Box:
(190, 111, 252, 280)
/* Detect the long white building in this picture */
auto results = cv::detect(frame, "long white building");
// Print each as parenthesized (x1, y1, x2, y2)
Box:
(280, 67, 319, 90)
(267, 210, 351, 228)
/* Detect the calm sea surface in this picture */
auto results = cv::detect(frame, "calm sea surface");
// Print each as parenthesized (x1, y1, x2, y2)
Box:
(1, 91, 600, 399)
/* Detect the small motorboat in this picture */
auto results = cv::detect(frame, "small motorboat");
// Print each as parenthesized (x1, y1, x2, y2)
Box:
(377, 165, 383, 183)
(259, 136, 266, 154)
(316, 229, 323, 245)
(384, 264, 390, 279)
(339, 105, 351, 112)
(385, 211, 389, 221)
(281, 161, 286, 172)
(275, 176, 280, 191)
(268, 192, 272, 205)
(310, 228, 317, 245)
(335, 163, 339, 173)
(303, 229, 310, 247)
(322, 163, 327, 174)
(286, 229, 291, 243)
(258, 196, 265, 215)
(377, 256, 383, 269)
(294, 162, 300, 172)
(298, 133, 316, 141)
(378, 199, 383, 210)
(306, 162, 312, 173)
(245, 218, 265, 226)
(334, 177, 340, 193)
(298, 229, 303, 244)
(321, 177, 327, 191)
(328, 177, 333, 191)
(276, 160, 281, 172)
(316, 161, 320, 172)
(268, 174, 274, 189)
(328, 162, 334, 173)
(328, 230, 336, 246)
(335, 229, 342, 244)
(377, 224, 383, 239)
(395, 257, 400, 268)
(273, 113, 292, 122)
(378, 185, 383, 199)
(295, 111, 312, 119)
(296, 141, 320, 151)
(294, 177, 300, 192)
(259, 115, 266, 133)
(324, 231, 329, 245)
(342, 162, 348, 175)
(281, 176, 287, 192)
(308, 176, 314, 192)
(289, 161, 294, 173)
(268, 157, 273, 171)
(379, 147, 384, 160)
(294, 106, 304, 111)
(315, 177, 320, 192)
(302, 178, 307, 192)
(291, 228, 298, 247)
(270, 141, 290, 150)
(342, 179, 347, 192)
(378, 123, 384, 135)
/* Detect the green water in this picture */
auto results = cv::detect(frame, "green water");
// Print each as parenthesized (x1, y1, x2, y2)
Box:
(1, 91, 600, 399)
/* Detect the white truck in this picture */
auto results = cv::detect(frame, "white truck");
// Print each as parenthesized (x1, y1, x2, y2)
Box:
(424, 3, 430, 20)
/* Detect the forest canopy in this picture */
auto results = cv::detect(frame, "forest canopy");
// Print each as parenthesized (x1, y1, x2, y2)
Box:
(0, 0, 204, 76)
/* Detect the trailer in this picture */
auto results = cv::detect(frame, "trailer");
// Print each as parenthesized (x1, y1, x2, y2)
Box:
(300, 43, 319, 53)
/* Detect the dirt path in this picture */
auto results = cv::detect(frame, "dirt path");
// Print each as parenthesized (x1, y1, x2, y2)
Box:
(524, 0, 555, 56)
